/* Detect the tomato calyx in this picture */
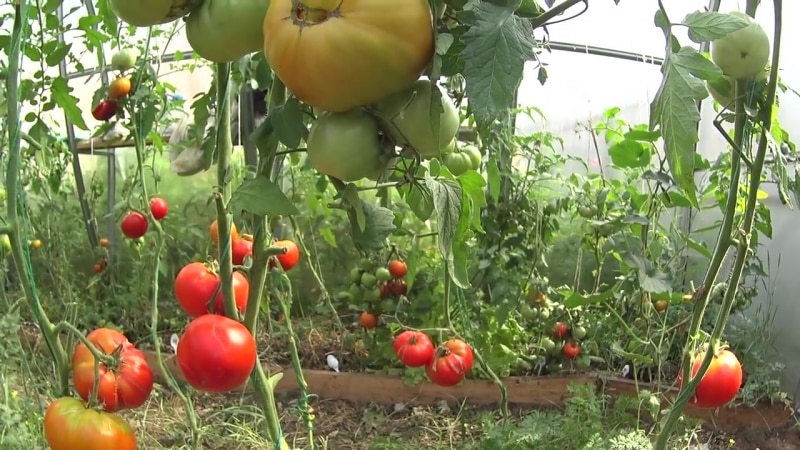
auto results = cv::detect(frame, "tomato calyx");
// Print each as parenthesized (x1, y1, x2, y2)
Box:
(291, 0, 341, 26)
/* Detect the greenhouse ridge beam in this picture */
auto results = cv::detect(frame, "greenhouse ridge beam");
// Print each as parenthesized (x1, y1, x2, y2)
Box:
(65, 42, 664, 80)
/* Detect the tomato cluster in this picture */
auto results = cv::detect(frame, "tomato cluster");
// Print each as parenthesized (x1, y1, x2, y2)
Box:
(351, 259, 409, 329)
(170, 219, 301, 393)
(91, 50, 137, 122)
(119, 196, 168, 241)
(44, 328, 154, 450)
(393, 331, 474, 387)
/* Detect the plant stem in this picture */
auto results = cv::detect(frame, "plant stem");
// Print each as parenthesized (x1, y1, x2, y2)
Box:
(5, 0, 70, 396)
(653, 1, 781, 447)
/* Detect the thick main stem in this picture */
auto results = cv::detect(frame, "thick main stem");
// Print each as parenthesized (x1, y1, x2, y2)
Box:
(6, 1, 70, 395)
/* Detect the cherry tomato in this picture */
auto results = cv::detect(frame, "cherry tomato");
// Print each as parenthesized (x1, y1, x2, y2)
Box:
(388, 279, 408, 296)
(269, 239, 300, 271)
(426, 339, 474, 387)
(92, 99, 118, 121)
(71, 328, 154, 412)
(359, 311, 378, 329)
(552, 322, 569, 340)
(679, 348, 743, 409)
(654, 299, 668, 312)
(108, 77, 132, 99)
(99, 238, 109, 247)
(173, 262, 250, 318)
(379, 283, 392, 299)
(388, 259, 407, 278)
(393, 330, 435, 367)
(44, 397, 137, 450)
(93, 263, 104, 273)
(231, 238, 254, 265)
(30, 239, 42, 249)
(176, 314, 257, 393)
(561, 341, 581, 359)
(149, 197, 168, 220)
(120, 211, 148, 239)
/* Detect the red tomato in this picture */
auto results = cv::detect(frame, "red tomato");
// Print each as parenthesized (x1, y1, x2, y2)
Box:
(44, 397, 137, 450)
(393, 330, 435, 368)
(561, 341, 580, 359)
(552, 322, 569, 340)
(231, 238, 254, 265)
(269, 239, 300, 271)
(120, 211, 148, 239)
(388, 259, 407, 278)
(92, 99, 118, 121)
(679, 348, 743, 409)
(173, 262, 250, 317)
(379, 283, 392, 299)
(71, 328, 154, 412)
(176, 314, 257, 393)
(426, 339, 474, 387)
(388, 279, 408, 296)
(359, 311, 378, 329)
(149, 197, 168, 220)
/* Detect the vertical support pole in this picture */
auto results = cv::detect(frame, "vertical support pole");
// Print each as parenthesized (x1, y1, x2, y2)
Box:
(57, 3, 100, 249)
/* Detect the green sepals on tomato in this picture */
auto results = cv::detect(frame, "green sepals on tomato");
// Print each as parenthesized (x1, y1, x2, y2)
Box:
(269, 239, 301, 272)
(173, 262, 250, 317)
(375, 79, 460, 159)
(426, 339, 474, 387)
(176, 314, 257, 393)
(263, 0, 435, 113)
(44, 397, 137, 450)
(71, 328, 154, 412)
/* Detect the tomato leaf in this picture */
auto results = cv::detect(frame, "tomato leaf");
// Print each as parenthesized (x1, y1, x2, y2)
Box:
(608, 139, 651, 168)
(461, 1, 535, 126)
(347, 200, 396, 251)
(625, 253, 672, 293)
(269, 96, 307, 149)
(50, 77, 88, 131)
(561, 289, 615, 308)
(424, 176, 470, 288)
(229, 174, 299, 216)
(406, 183, 435, 222)
(649, 45, 720, 209)
(457, 170, 486, 232)
(342, 183, 365, 231)
(681, 11, 750, 43)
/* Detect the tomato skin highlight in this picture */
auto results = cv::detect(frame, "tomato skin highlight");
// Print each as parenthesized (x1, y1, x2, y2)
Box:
(679, 348, 743, 409)
(176, 314, 258, 393)
(263, 0, 435, 112)
(120, 211, 148, 239)
(393, 330, 435, 367)
(426, 339, 474, 387)
(71, 328, 154, 412)
(173, 262, 250, 317)
(43, 397, 137, 450)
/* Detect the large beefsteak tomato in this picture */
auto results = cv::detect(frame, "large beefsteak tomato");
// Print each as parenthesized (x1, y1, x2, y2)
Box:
(176, 314, 258, 393)
(71, 328, 154, 412)
(679, 348, 743, 409)
(185, 0, 271, 63)
(44, 397, 137, 450)
(393, 330, 435, 368)
(174, 262, 251, 317)
(110, 0, 199, 27)
(425, 339, 474, 387)
(263, 0, 435, 112)
(306, 109, 388, 182)
(374, 79, 460, 159)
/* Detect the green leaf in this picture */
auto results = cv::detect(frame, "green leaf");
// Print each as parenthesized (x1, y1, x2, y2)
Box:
(680, 231, 712, 259)
(486, 156, 501, 202)
(342, 183, 365, 231)
(50, 77, 88, 130)
(229, 174, 300, 216)
(269, 96, 307, 148)
(649, 46, 718, 208)
(42, 41, 71, 67)
(461, 1, 536, 125)
(626, 254, 671, 293)
(624, 129, 661, 142)
(682, 11, 750, 43)
(561, 289, 614, 308)
(406, 183, 435, 221)
(608, 139, 651, 168)
(348, 200, 396, 250)
(425, 176, 470, 287)
(457, 170, 486, 232)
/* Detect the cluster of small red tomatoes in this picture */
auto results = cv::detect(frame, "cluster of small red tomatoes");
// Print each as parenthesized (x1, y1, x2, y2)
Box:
(172, 219, 300, 394)
(357, 259, 408, 329)
(393, 330, 474, 387)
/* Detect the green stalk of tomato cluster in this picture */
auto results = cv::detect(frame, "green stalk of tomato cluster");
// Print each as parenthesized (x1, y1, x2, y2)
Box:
(653, 1, 782, 448)
(5, 0, 72, 396)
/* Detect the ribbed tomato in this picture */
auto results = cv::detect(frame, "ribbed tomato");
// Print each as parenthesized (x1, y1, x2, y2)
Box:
(425, 339, 474, 387)
(679, 348, 743, 409)
(44, 397, 137, 450)
(393, 330, 435, 367)
(263, 0, 435, 112)
(71, 328, 154, 412)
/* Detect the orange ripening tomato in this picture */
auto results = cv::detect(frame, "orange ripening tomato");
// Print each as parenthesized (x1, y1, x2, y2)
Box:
(44, 397, 137, 450)
(210, 219, 239, 245)
(263, 0, 435, 112)
(108, 77, 132, 99)
(71, 328, 154, 412)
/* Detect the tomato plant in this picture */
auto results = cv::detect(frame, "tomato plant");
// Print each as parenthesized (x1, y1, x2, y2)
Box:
(108, 77, 132, 99)
(306, 110, 387, 182)
(270, 239, 301, 271)
(173, 262, 250, 317)
(92, 99, 118, 121)
(149, 197, 168, 220)
(43, 397, 137, 450)
(426, 339, 474, 387)
(388, 260, 407, 278)
(263, 0, 435, 112)
(710, 11, 770, 79)
(393, 331, 435, 367)
(110, 49, 137, 71)
(443, 150, 472, 176)
(120, 211, 148, 239)
(184, 0, 270, 63)
(176, 314, 258, 393)
(71, 328, 154, 412)
(679, 348, 743, 409)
